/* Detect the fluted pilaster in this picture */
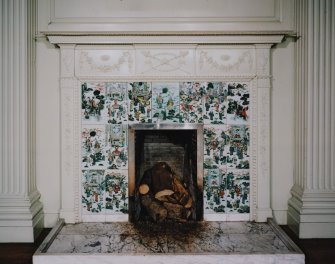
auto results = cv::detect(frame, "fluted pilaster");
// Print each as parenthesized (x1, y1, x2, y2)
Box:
(288, 0, 335, 238)
(0, 0, 43, 242)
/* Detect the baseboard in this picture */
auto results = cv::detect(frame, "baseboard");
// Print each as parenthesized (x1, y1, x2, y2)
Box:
(272, 209, 288, 225)
(59, 209, 76, 223)
(255, 208, 273, 222)
(44, 211, 60, 227)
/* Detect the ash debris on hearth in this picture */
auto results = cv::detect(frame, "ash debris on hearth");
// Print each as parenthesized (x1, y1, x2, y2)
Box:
(134, 220, 203, 235)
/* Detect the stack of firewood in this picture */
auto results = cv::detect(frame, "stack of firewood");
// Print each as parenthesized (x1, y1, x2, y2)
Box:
(139, 162, 193, 222)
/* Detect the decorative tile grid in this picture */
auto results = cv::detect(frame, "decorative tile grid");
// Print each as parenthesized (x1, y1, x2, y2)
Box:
(179, 82, 204, 123)
(81, 81, 250, 217)
(105, 82, 128, 124)
(203, 81, 250, 214)
(152, 83, 180, 123)
(128, 82, 152, 123)
(203, 124, 250, 214)
(82, 82, 129, 216)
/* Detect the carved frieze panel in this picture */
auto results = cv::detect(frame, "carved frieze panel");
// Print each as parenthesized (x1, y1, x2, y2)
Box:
(135, 46, 196, 76)
(196, 47, 256, 76)
(75, 47, 135, 77)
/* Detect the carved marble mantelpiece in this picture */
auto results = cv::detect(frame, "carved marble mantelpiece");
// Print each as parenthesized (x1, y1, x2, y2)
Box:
(48, 35, 283, 223)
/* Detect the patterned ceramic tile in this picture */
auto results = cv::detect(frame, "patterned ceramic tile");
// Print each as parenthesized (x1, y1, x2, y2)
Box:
(105, 82, 128, 124)
(81, 125, 106, 169)
(81, 82, 107, 124)
(227, 125, 250, 170)
(105, 125, 128, 169)
(203, 82, 228, 124)
(152, 82, 180, 123)
(226, 83, 250, 125)
(204, 167, 227, 213)
(104, 170, 128, 214)
(203, 125, 230, 169)
(80, 81, 252, 219)
(128, 82, 152, 123)
(179, 82, 204, 123)
(225, 170, 250, 213)
(82, 170, 105, 214)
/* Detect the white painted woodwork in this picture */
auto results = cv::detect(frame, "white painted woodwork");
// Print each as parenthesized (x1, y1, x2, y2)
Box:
(36, 38, 61, 228)
(254, 45, 273, 222)
(288, 0, 335, 238)
(0, 0, 44, 242)
(271, 38, 295, 225)
(37, 0, 295, 34)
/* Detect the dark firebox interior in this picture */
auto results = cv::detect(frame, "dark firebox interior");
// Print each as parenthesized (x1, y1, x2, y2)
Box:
(132, 129, 202, 222)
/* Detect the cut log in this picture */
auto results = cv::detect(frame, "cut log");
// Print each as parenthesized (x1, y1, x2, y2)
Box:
(184, 197, 193, 209)
(163, 202, 191, 221)
(139, 184, 149, 195)
(155, 189, 174, 200)
(141, 194, 167, 222)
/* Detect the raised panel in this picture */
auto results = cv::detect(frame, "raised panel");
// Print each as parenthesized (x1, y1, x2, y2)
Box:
(75, 47, 135, 77)
(196, 47, 256, 76)
(38, 0, 295, 34)
(135, 46, 195, 77)
(52, 0, 278, 21)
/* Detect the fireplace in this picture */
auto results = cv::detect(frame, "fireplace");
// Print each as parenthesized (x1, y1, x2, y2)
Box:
(128, 124, 203, 222)
(48, 40, 279, 224)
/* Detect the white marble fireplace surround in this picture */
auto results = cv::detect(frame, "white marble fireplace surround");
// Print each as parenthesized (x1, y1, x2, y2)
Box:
(48, 35, 283, 224)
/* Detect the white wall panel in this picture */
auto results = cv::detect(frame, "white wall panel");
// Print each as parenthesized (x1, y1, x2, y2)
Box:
(271, 38, 295, 225)
(37, 0, 295, 34)
(36, 38, 61, 228)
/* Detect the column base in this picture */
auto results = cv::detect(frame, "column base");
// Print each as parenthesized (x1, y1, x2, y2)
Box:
(288, 185, 335, 238)
(0, 191, 44, 242)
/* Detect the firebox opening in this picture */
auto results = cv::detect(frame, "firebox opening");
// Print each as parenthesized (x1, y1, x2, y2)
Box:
(131, 129, 203, 222)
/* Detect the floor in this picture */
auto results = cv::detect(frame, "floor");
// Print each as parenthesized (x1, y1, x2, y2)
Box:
(0, 224, 334, 264)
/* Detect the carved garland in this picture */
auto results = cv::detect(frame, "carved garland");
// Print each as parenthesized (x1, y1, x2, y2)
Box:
(198, 50, 253, 72)
(79, 51, 134, 73)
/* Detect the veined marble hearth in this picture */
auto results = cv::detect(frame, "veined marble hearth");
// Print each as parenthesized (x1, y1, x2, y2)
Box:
(33, 218, 304, 264)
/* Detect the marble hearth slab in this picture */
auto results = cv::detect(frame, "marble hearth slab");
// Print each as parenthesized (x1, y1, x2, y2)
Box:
(33, 219, 304, 264)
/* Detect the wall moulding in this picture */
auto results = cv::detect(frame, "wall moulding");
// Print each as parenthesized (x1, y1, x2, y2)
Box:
(47, 35, 284, 45)
(53, 37, 278, 223)
(63, 43, 283, 78)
